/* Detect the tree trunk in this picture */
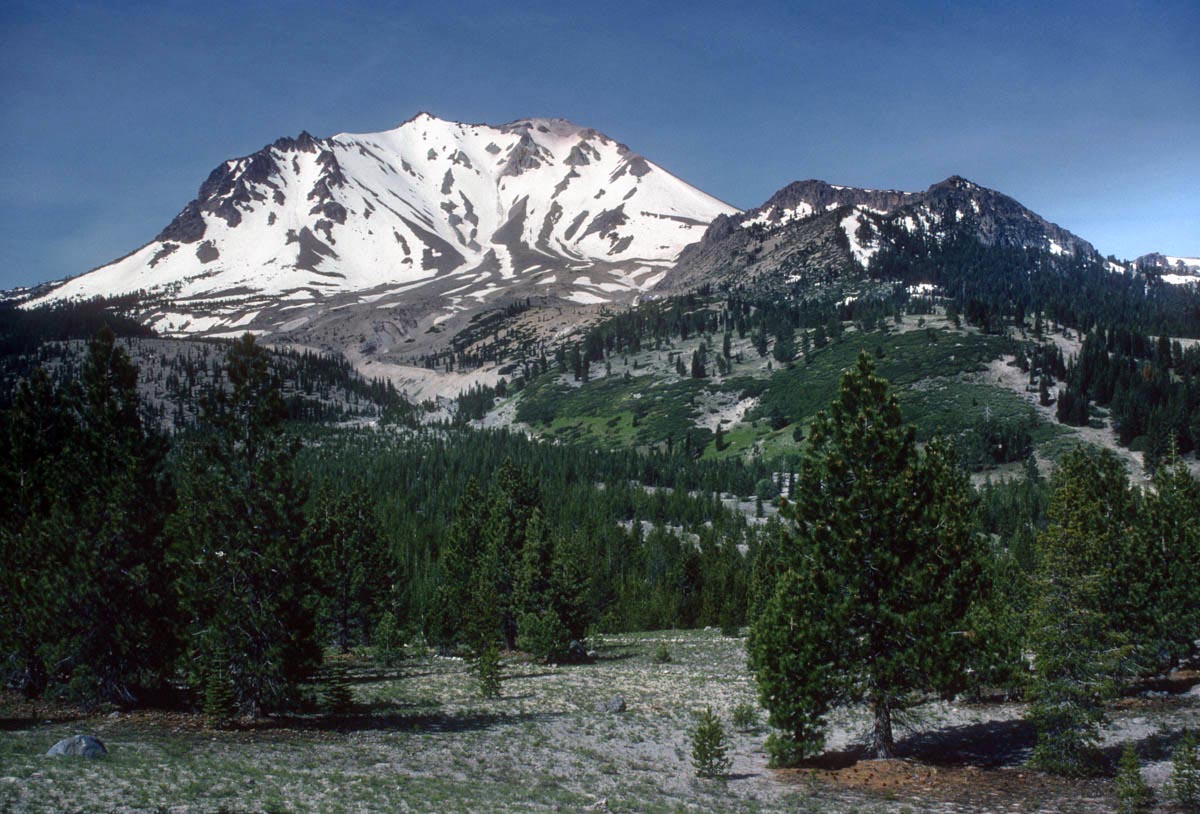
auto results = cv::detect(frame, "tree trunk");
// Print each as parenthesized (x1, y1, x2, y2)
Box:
(871, 697, 895, 759)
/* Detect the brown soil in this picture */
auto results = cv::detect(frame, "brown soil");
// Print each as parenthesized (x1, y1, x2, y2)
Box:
(779, 758, 1113, 812)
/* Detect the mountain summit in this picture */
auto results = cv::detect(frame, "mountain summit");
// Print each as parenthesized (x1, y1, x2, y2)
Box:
(657, 175, 1100, 294)
(32, 114, 735, 338)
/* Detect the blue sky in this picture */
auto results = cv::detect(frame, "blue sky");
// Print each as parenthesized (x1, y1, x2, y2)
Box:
(1, 0, 1197, 288)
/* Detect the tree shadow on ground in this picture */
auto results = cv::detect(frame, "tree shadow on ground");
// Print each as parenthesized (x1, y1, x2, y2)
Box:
(256, 708, 565, 735)
(1103, 727, 1190, 765)
(896, 718, 1036, 768)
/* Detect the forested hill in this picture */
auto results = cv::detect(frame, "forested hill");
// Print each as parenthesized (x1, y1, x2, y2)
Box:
(0, 301, 411, 430)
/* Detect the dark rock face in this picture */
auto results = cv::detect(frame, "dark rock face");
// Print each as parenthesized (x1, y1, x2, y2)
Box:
(582, 206, 628, 240)
(156, 136, 304, 243)
(156, 201, 207, 244)
(501, 132, 551, 177)
(149, 242, 180, 267)
(195, 241, 219, 264)
(289, 227, 339, 272)
(46, 735, 108, 759)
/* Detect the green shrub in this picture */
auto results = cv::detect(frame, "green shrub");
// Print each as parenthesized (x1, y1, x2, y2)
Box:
(731, 703, 759, 732)
(691, 707, 732, 779)
(652, 643, 673, 664)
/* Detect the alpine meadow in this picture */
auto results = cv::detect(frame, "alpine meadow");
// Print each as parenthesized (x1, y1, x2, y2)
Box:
(2, 3, 1199, 812)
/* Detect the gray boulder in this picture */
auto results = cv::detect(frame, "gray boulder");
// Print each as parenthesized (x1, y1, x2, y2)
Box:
(46, 734, 107, 759)
(597, 696, 626, 714)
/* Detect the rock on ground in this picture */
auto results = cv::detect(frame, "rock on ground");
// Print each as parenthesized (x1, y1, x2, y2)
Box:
(46, 734, 107, 759)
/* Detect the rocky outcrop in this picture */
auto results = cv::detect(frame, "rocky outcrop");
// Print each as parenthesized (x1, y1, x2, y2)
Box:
(46, 735, 108, 759)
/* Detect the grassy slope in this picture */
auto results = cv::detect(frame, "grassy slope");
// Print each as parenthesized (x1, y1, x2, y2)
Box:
(510, 317, 1070, 469)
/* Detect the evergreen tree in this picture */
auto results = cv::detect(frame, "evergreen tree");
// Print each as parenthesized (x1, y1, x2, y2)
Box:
(515, 509, 565, 660)
(203, 642, 237, 728)
(749, 353, 982, 762)
(429, 478, 486, 647)
(0, 328, 175, 705)
(305, 482, 389, 652)
(480, 460, 540, 650)
(474, 644, 503, 698)
(321, 661, 354, 714)
(374, 610, 405, 667)
(1115, 742, 1152, 814)
(1170, 729, 1200, 812)
(691, 707, 732, 779)
(0, 367, 75, 697)
(772, 331, 795, 365)
(1131, 461, 1200, 671)
(1027, 446, 1132, 775)
(169, 334, 319, 716)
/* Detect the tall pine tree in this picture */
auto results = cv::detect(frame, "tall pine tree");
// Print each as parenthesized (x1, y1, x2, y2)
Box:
(749, 353, 982, 762)
(169, 334, 319, 716)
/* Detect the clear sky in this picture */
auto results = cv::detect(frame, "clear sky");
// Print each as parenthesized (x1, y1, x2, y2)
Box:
(1, 0, 1197, 289)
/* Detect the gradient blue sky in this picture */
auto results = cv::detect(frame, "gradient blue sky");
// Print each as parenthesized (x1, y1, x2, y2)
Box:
(2, 0, 1197, 288)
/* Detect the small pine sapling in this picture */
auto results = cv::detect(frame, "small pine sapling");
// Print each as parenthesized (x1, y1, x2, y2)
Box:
(322, 662, 354, 714)
(692, 706, 732, 779)
(1170, 730, 1200, 812)
(374, 611, 404, 667)
(1115, 742, 1152, 814)
(203, 648, 237, 728)
(475, 646, 502, 698)
(731, 703, 759, 732)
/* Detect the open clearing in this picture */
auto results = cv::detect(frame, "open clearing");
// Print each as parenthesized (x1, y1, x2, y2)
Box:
(3, 630, 1198, 813)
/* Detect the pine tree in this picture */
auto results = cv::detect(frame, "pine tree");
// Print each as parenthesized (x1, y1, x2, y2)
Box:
(1027, 446, 1132, 775)
(374, 610, 405, 667)
(1170, 730, 1200, 812)
(169, 334, 319, 716)
(321, 661, 354, 714)
(474, 645, 502, 698)
(429, 478, 485, 647)
(1132, 462, 1200, 672)
(1115, 742, 1152, 814)
(748, 353, 982, 762)
(516, 509, 571, 661)
(306, 482, 389, 652)
(0, 367, 75, 698)
(0, 328, 175, 705)
(691, 707, 732, 779)
(203, 643, 237, 728)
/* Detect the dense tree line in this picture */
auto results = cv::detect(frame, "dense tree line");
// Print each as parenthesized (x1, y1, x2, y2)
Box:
(867, 224, 1200, 338)
(1055, 328, 1200, 469)
(0, 329, 769, 710)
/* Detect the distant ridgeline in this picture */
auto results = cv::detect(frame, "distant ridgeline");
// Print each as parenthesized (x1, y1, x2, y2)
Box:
(0, 296, 412, 429)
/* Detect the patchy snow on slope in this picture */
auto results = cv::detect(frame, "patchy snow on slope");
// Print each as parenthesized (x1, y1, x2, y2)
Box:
(840, 209, 879, 267)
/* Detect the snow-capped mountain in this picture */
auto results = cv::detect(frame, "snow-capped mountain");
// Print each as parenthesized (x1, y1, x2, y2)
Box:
(1135, 253, 1200, 285)
(31, 114, 735, 340)
(658, 176, 1100, 293)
